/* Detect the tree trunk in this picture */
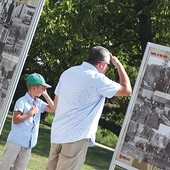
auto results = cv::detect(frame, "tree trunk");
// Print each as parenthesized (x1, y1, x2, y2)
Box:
(136, 0, 154, 52)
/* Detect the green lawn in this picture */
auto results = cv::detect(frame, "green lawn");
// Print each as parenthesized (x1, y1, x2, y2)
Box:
(0, 114, 119, 170)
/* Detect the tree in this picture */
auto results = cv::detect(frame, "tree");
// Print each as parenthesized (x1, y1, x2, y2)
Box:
(13, 0, 170, 136)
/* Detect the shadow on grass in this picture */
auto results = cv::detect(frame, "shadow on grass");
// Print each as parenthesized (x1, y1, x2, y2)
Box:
(85, 146, 113, 170)
(0, 114, 115, 170)
(0, 114, 51, 158)
(32, 123, 51, 157)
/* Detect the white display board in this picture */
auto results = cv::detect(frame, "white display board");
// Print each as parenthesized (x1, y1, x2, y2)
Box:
(109, 42, 170, 170)
(0, 0, 45, 134)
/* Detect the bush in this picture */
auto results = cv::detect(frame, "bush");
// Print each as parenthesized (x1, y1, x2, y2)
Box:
(96, 126, 118, 148)
(44, 114, 118, 149)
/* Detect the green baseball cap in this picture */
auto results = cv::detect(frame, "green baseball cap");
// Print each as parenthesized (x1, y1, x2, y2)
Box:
(26, 73, 51, 88)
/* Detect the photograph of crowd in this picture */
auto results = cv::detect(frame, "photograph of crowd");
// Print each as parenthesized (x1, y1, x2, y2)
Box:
(119, 49, 170, 170)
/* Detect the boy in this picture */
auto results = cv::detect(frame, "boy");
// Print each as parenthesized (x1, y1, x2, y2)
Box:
(0, 73, 54, 170)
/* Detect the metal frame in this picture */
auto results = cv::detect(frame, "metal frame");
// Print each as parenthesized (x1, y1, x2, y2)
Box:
(109, 42, 170, 170)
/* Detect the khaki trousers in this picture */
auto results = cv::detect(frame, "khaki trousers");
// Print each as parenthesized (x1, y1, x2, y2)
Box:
(0, 141, 31, 170)
(46, 139, 89, 170)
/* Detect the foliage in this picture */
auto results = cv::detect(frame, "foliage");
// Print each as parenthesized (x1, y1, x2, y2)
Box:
(96, 126, 118, 148)
(13, 0, 170, 136)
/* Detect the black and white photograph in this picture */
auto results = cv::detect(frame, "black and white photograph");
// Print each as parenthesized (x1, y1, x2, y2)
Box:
(17, 0, 37, 7)
(0, 54, 17, 108)
(0, 0, 44, 134)
(120, 50, 170, 169)
(0, 0, 36, 57)
(110, 43, 170, 170)
(0, 0, 36, 108)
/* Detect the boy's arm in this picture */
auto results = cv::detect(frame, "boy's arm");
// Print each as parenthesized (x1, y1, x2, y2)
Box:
(13, 105, 39, 124)
(42, 89, 55, 113)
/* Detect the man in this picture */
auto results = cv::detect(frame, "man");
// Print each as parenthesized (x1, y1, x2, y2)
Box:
(46, 46, 132, 170)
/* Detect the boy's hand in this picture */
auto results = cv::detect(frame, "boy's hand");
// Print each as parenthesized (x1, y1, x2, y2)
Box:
(42, 89, 48, 97)
(29, 105, 39, 116)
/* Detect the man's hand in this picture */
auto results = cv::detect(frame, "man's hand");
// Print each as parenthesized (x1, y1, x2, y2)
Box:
(110, 54, 120, 68)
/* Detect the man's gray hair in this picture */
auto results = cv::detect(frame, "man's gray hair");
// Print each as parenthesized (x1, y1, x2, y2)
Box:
(87, 46, 110, 65)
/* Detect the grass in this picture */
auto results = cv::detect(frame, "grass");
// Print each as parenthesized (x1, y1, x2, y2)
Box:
(0, 114, 117, 170)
